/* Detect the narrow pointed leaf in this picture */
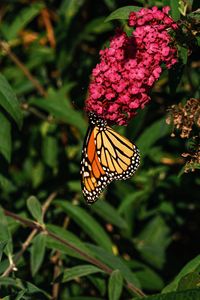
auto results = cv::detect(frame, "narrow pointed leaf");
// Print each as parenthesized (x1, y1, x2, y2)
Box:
(27, 196, 43, 224)
(105, 6, 141, 22)
(0, 73, 23, 128)
(30, 233, 46, 276)
(87, 244, 140, 288)
(62, 264, 103, 283)
(163, 255, 200, 293)
(55, 200, 113, 252)
(108, 270, 123, 300)
(0, 112, 11, 162)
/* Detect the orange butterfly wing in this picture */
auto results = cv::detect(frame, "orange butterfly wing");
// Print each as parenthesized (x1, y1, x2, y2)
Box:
(80, 127, 112, 204)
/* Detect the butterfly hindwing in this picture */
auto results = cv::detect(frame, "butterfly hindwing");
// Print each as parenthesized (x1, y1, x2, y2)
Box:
(80, 126, 112, 204)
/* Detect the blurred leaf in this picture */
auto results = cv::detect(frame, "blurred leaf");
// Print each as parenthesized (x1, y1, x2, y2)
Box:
(27, 196, 43, 224)
(30, 87, 86, 135)
(87, 244, 140, 288)
(88, 276, 106, 296)
(134, 216, 171, 269)
(108, 269, 123, 300)
(0, 207, 13, 256)
(0, 73, 23, 128)
(42, 135, 58, 168)
(131, 260, 164, 291)
(0, 112, 11, 162)
(169, 63, 185, 94)
(3, 3, 44, 40)
(178, 46, 188, 65)
(105, 6, 141, 22)
(59, 0, 85, 28)
(31, 162, 44, 188)
(134, 289, 200, 300)
(83, 17, 113, 37)
(46, 224, 94, 259)
(177, 271, 200, 291)
(64, 296, 105, 300)
(163, 255, 200, 293)
(92, 200, 128, 229)
(15, 290, 26, 300)
(61, 264, 103, 283)
(103, 0, 116, 10)
(55, 200, 113, 252)
(118, 190, 148, 214)
(30, 233, 46, 276)
(170, 0, 181, 21)
(136, 118, 171, 157)
(0, 277, 50, 298)
(0, 241, 7, 262)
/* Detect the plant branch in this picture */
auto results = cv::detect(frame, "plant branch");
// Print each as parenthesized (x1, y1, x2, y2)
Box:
(2, 192, 57, 277)
(0, 40, 47, 97)
(3, 207, 146, 297)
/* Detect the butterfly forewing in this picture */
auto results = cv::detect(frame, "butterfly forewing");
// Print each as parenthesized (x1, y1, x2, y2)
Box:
(80, 126, 112, 204)
(95, 125, 140, 180)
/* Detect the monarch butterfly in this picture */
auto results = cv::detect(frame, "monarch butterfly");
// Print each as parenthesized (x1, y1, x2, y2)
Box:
(80, 113, 140, 204)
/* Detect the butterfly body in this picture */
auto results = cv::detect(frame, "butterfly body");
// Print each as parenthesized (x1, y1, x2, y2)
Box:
(80, 113, 140, 204)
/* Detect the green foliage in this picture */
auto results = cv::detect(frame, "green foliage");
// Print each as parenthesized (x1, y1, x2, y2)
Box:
(61, 265, 103, 283)
(105, 6, 141, 22)
(0, 73, 23, 128)
(108, 270, 123, 300)
(30, 233, 46, 276)
(0, 0, 199, 299)
(27, 195, 43, 224)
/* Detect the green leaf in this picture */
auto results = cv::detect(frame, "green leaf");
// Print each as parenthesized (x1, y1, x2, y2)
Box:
(59, 0, 85, 29)
(130, 260, 164, 291)
(30, 87, 86, 136)
(169, 63, 185, 95)
(0, 207, 13, 256)
(163, 255, 200, 293)
(177, 272, 200, 291)
(170, 0, 181, 21)
(0, 74, 23, 128)
(26, 196, 43, 224)
(105, 6, 141, 22)
(46, 224, 94, 260)
(118, 191, 147, 214)
(0, 112, 11, 162)
(0, 277, 20, 288)
(133, 216, 171, 269)
(42, 135, 58, 168)
(0, 277, 50, 298)
(136, 118, 170, 157)
(5, 3, 44, 40)
(134, 289, 200, 300)
(88, 276, 106, 297)
(15, 290, 26, 300)
(87, 244, 140, 288)
(62, 296, 105, 300)
(30, 233, 46, 276)
(178, 46, 188, 65)
(108, 270, 123, 300)
(92, 201, 128, 229)
(61, 264, 103, 283)
(0, 241, 7, 262)
(55, 200, 113, 252)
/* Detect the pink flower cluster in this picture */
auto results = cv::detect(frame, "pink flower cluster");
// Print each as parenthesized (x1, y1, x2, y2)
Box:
(85, 6, 178, 125)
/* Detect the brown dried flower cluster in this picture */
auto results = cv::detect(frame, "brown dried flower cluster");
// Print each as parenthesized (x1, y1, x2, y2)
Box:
(166, 98, 200, 172)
